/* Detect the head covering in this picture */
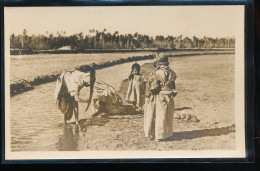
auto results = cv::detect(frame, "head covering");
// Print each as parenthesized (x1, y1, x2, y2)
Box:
(79, 72, 91, 86)
(76, 65, 96, 86)
(154, 53, 169, 66)
(131, 62, 141, 71)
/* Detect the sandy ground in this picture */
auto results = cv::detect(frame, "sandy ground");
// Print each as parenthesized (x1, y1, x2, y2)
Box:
(71, 54, 235, 151)
(10, 53, 235, 152)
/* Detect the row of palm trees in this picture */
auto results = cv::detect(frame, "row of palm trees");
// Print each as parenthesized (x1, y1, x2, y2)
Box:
(10, 29, 235, 51)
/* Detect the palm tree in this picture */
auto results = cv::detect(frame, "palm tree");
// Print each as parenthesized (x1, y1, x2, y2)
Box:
(10, 34, 15, 49)
(133, 32, 139, 48)
(101, 28, 107, 48)
(79, 32, 83, 43)
(134, 32, 138, 39)
(117, 34, 121, 48)
(192, 36, 198, 48)
(128, 34, 133, 48)
(155, 35, 164, 47)
(106, 32, 112, 48)
(166, 36, 175, 49)
(112, 31, 119, 48)
(89, 29, 95, 33)
(22, 29, 27, 49)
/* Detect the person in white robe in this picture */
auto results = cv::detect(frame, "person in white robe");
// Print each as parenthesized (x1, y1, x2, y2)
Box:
(125, 63, 146, 111)
(54, 68, 96, 125)
(144, 53, 177, 141)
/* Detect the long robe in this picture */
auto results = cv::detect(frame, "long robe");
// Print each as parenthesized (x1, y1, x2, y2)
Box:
(54, 70, 91, 121)
(125, 74, 146, 107)
(144, 65, 177, 140)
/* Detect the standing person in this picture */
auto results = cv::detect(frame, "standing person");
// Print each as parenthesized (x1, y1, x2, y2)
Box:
(144, 53, 177, 141)
(125, 62, 146, 111)
(54, 66, 96, 125)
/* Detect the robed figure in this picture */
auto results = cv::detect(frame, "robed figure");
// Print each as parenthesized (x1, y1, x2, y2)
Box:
(54, 68, 96, 125)
(144, 53, 177, 141)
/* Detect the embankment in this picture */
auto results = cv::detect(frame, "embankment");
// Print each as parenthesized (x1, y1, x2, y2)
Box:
(10, 50, 235, 97)
(10, 48, 234, 55)
(10, 54, 153, 96)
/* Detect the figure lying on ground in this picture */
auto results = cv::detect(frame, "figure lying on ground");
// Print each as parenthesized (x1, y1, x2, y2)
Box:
(91, 81, 127, 117)
(174, 112, 200, 122)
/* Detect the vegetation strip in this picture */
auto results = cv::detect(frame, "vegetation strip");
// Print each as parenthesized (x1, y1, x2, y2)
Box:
(10, 51, 234, 97)
(11, 48, 234, 55)
(10, 29, 235, 54)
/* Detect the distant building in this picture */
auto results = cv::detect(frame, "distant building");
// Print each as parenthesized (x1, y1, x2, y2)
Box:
(57, 46, 72, 50)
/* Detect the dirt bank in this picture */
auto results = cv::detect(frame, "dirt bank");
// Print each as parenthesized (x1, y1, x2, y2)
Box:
(11, 48, 234, 55)
(76, 54, 235, 151)
(10, 50, 234, 96)
(10, 54, 154, 96)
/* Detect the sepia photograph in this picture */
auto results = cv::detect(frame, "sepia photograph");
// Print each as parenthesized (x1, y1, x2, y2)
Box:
(4, 5, 246, 160)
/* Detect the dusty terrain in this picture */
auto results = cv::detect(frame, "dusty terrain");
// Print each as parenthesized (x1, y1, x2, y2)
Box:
(72, 54, 235, 151)
(10, 53, 235, 152)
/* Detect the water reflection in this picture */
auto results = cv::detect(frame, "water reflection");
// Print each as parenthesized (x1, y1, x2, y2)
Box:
(56, 125, 80, 151)
(56, 117, 109, 151)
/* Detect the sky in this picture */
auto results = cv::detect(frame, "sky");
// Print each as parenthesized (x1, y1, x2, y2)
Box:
(5, 6, 241, 38)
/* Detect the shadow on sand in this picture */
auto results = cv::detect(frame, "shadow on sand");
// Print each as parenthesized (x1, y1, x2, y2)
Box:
(175, 107, 192, 111)
(164, 124, 235, 142)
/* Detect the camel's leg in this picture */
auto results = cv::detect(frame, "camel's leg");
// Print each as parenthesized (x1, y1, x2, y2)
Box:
(92, 110, 102, 117)
(64, 114, 67, 125)
(75, 106, 79, 125)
